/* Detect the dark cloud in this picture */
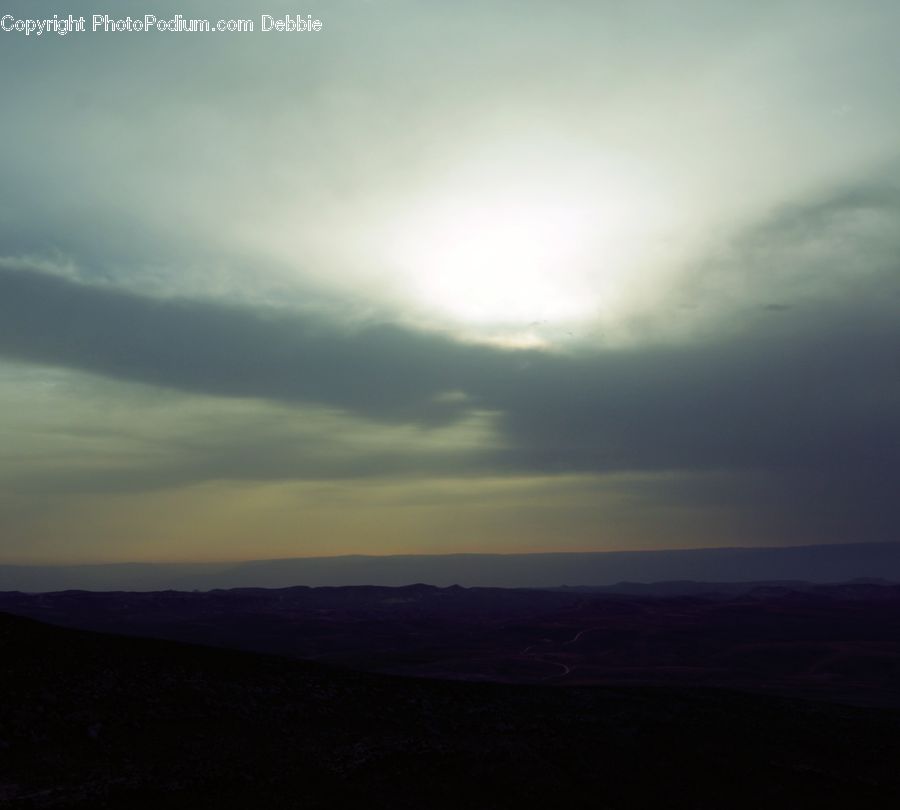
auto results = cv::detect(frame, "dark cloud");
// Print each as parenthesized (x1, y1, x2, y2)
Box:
(489, 295, 898, 476)
(0, 263, 510, 425)
(1, 254, 897, 491)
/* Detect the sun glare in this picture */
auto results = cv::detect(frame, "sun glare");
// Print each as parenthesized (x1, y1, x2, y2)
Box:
(397, 195, 594, 325)
(381, 157, 671, 338)
(270, 145, 677, 344)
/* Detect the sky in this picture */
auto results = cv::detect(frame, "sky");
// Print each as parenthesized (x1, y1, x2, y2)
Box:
(0, 0, 897, 564)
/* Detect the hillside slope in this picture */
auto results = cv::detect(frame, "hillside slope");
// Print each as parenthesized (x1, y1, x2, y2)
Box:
(2, 612, 900, 808)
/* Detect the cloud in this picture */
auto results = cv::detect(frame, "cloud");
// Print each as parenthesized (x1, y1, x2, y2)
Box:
(1, 177, 898, 560)
(0, 375, 501, 496)
(0, 261, 512, 425)
(2, 1, 900, 562)
(2, 177, 898, 490)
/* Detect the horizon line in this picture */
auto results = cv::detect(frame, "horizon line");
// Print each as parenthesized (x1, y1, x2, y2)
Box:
(1, 539, 895, 569)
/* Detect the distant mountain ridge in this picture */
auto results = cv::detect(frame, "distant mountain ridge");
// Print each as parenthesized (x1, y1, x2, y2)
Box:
(1, 541, 898, 592)
(560, 576, 900, 597)
(2, 579, 900, 707)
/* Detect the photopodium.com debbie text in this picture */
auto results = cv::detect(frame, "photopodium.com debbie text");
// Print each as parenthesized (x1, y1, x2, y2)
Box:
(1, 13, 324, 36)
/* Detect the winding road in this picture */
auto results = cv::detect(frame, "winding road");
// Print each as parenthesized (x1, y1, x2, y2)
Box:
(516, 626, 598, 679)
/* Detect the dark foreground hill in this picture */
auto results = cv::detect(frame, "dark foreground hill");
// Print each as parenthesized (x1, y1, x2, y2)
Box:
(2, 581, 899, 707)
(1, 611, 900, 809)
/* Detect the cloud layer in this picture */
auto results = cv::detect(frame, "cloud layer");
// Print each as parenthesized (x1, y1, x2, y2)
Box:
(1, 1, 898, 561)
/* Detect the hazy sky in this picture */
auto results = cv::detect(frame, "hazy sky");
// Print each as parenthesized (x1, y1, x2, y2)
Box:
(1, 0, 897, 563)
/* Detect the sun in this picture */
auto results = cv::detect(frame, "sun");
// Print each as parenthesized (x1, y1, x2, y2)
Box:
(380, 158, 668, 338)
(385, 187, 608, 333)
(393, 193, 595, 326)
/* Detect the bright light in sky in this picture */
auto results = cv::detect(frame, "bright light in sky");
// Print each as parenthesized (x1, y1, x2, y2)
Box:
(394, 194, 592, 325)
(378, 151, 675, 336)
